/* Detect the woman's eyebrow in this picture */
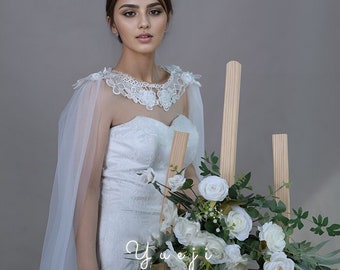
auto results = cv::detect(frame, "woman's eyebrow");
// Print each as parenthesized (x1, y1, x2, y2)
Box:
(119, 2, 162, 10)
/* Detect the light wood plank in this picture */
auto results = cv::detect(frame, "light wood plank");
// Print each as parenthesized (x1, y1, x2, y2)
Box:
(220, 61, 242, 186)
(159, 131, 189, 223)
(272, 134, 291, 218)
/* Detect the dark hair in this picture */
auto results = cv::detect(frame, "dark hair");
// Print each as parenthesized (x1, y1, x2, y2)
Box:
(106, 0, 173, 28)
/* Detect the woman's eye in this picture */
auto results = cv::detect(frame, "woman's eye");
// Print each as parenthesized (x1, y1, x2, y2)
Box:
(149, 9, 162, 15)
(123, 11, 136, 17)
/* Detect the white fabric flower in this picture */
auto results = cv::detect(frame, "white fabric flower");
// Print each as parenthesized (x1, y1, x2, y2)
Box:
(140, 168, 156, 184)
(168, 174, 186, 191)
(163, 241, 187, 270)
(140, 90, 157, 110)
(173, 217, 200, 245)
(181, 72, 194, 85)
(224, 244, 248, 270)
(198, 176, 229, 201)
(259, 222, 286, 253)
(264, 252, 294, 270)
(205, 232, 228, 264)
(160, 202, 178, 232)
(157, 89, 172, 111)
(225, 206, 252, 241)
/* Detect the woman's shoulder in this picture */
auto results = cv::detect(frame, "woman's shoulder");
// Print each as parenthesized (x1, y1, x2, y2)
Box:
(72, 67, 115, 90)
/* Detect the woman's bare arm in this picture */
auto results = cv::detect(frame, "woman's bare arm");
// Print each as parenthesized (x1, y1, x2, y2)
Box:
(76, 84, 115, 270)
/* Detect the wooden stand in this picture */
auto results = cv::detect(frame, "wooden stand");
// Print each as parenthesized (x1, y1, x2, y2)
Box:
(272, 134, 290, 218)
(158, 131, 189, 270)
(220, 61, 242, 186)
(159, 131, 189, 223)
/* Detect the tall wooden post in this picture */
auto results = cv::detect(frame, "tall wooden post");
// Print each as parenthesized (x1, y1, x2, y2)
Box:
(272, 134, 291, 218)
(220, 61, 242, 186)
(159, 131, 189, 223)
(158, 131, 189, 270)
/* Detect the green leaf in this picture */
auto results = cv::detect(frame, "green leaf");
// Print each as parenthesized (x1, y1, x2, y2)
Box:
(285, 226, 294, 236)
(302, 210, 309, 219)
(228, 186, 238, 200)
(323, 217, 329, 227)
(247, 207, 260, 218)
(181, 178, 193, 190)
(212, 164, 220, 174)
(235, 172, 251, 190)
(152, 182, 162, 194)
(311, 225, 325, 235)
(199, 154, 220, 176)
(204, 221, 217, 233)
(327, 224, 340, 236)
(211, 153, 219, 164)
(267, 200, 278, 212)
(273, 214, 289, 225)
(277, 200, 287, 213)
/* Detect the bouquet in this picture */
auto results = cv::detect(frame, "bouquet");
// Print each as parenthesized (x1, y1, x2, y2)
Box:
(129, 153, 340, 270)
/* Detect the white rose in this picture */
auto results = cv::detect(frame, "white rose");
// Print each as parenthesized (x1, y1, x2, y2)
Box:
(173, 217, 200, 245)
(225, 244, 248, 270)
(225, 206, 252, 241)
(264, 252, 294, 270)
(160, 202, 178, 232)
(205, 232, 228, 264)
(168, 174, 186, 191)
(140, 168, 156, 184)
(198, 176, 229, 201)
(190, 231, 208, 247)
(259, 222, 286, 253)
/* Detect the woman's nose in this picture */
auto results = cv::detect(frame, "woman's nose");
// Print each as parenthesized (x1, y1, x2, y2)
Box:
(138, 14, 150, 29)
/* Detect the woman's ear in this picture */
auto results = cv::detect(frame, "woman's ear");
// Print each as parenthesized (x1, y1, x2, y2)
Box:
(167, 13, 173, 23)
(165, 14, 172, 32)
(106, 16, 118, 35)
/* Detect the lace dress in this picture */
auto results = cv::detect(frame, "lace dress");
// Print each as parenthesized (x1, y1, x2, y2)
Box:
(39, 65, 204, 270)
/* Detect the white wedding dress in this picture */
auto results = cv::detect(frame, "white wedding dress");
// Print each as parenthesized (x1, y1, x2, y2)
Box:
(99, 114, 198, 269)
(39, 65, 204, 270)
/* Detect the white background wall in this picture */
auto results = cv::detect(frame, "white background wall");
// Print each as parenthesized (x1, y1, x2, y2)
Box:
(1, 0, 339, 269)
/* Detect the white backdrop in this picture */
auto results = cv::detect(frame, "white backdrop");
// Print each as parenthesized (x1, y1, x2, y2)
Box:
(1, 0, 339, 269)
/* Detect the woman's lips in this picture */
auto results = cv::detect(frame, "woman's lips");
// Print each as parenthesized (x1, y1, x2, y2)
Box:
(136, 33, 153, 42)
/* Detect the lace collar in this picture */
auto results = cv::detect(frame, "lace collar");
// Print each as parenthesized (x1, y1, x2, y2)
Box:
(73, 65, 201, 111)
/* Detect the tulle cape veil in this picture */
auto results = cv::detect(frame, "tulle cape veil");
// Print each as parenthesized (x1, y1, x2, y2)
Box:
(39, 74, 204, 270)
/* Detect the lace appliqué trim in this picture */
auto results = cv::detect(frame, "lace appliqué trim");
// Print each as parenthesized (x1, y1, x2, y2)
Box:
(73, 65, 201, 111)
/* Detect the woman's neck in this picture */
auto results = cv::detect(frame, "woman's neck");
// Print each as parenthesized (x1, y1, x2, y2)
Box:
(114, 51, 164, 84)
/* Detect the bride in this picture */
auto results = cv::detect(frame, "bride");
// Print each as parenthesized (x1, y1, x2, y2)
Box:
(39, 0, 204, 269)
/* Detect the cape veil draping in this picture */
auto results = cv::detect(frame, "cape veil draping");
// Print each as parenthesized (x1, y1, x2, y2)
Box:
(39, 78, 204, 270)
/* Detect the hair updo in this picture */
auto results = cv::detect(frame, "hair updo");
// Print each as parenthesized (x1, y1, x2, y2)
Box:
(106, 0, 173, 28)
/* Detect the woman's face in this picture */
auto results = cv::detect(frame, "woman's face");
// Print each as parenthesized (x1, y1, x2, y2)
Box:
(111, 0, 168, 55)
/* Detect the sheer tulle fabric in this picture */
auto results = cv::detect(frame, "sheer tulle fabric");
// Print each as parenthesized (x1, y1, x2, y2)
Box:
(39, 73, 204, 270)
(187, 82, 205, 176)
(40, 81, 102, 270)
